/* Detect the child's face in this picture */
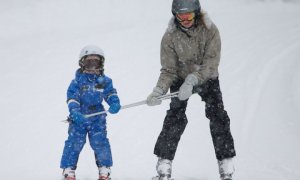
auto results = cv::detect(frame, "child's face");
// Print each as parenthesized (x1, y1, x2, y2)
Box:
(82, 55, 103, 75)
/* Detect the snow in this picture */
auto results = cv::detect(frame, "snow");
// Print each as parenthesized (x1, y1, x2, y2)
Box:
(0, 0, 300, 179)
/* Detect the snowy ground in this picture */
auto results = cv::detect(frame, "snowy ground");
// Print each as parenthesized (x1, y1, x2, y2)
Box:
(0, 0, 299, 179)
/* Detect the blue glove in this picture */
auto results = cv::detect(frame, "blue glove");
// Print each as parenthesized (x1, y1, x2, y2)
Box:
(70, 110, 85, 124)
(108, 103, 121, 114)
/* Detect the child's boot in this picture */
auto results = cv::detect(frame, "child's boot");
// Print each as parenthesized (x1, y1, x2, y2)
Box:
(62, 167, 76, 180)
(98, 166, 111, 180)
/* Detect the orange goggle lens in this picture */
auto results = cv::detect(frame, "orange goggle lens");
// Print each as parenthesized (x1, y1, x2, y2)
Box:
(176, 12, 196, 22)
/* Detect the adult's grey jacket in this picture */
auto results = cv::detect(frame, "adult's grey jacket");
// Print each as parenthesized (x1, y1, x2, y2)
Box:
(156, 13, 221, 93)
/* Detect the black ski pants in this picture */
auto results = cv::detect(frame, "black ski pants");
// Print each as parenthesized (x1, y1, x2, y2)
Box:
(154, 78, 236, 161)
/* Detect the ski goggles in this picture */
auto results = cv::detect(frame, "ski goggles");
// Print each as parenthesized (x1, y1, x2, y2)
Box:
(176, 12, 196, 22)
(83, 57, 103, 70)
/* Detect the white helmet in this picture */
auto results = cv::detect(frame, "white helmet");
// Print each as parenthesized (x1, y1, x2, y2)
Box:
(79, 45, 105, 60)
(79, 45, 105, 75)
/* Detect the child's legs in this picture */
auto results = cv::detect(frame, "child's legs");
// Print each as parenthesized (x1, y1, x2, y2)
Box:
(88, 119, 112, 167)
(60, 123, 87, 169)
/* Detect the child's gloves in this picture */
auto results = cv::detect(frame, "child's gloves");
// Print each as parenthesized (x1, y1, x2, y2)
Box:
(70, 110, 85, 124)
(178, 74, 198, 100)
(107, 95, 121, 114)
(108, 103, 121, 114)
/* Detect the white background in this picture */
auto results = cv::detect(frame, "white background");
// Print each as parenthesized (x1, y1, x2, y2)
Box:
(0, 0, 299, 179)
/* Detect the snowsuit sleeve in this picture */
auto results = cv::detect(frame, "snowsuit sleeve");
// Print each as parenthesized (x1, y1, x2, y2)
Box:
(67, 79, 81, 112)
(192, 23, 221, 85)
(156, 32, 179, 93)
(103, 77, 120, 106)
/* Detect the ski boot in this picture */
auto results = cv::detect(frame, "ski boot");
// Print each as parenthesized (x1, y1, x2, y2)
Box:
(152, 158, 173, 180)
(98, 166, 111, 180)
(152, 175, 172, 180)
(62, 167, 76, 180)
(218, 157, 235, 180)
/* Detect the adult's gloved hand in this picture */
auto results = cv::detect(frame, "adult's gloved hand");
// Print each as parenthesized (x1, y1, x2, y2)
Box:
(70, 110, 85, 125)
(146, 87, 164, 106)
(109, 103, 121, 114)
(178, 74, 198, 101)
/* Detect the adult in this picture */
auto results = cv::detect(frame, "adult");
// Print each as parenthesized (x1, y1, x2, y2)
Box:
(147, 0, 236, 179)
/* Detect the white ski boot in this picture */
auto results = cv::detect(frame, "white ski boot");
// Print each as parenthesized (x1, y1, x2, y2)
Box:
(62, 167, 76, 180)
(152, 158, 173, 180)
(218, 157, 235, 180)
(98, 166, 111, 180)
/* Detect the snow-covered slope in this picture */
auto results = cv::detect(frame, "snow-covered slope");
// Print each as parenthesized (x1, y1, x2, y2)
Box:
(0, 0, 299, 179)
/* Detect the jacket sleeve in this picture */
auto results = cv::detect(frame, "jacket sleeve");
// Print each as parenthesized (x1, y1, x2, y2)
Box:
(192, 23, 221, 85)
(103, 77, 120, 106)
(156, 32, 179, 93)
(66, 80, 81, 112)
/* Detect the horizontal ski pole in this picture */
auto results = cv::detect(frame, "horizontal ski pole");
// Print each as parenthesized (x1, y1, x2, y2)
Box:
(84, 100, 146, 118)
(62, 91, 178, 122)
(84, 91, 179, 118)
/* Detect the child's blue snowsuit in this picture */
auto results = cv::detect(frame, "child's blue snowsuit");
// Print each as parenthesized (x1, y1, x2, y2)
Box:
(60, 69, 120, 169)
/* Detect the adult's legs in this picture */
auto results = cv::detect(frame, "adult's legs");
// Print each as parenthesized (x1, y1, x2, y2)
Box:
(197, 78, 236, 160)
(154, 80, 188, 161)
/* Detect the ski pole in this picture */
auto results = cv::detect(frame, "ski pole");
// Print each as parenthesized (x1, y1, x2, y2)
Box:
(62, 92, 178, 123)
(84, 91, 178, 118)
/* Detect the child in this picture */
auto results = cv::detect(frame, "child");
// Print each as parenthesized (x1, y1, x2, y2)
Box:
(60, 45, 121, 180)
